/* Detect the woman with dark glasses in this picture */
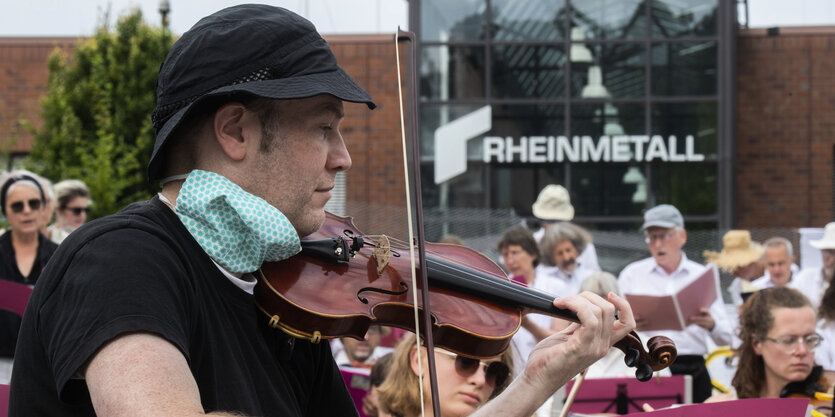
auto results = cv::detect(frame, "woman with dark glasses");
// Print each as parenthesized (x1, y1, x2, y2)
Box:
(706, 287, 831, 415)
(47, 179, 92, 244)
(376, 333, 513, 417)
(0, 171, 59, 383)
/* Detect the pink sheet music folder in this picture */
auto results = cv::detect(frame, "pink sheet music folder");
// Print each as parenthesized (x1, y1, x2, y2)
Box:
(625, 264, 719, 331)
(0, 279, 33, 317)
(340, 367, 371, 417)
(620, 397, 811, 416)
(565, 375, 691, 415)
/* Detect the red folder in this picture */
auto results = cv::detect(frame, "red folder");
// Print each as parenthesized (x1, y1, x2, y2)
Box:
(340, 367, 371, 417)
(0, 279, 33, 317)
(621, 397, 810, 416)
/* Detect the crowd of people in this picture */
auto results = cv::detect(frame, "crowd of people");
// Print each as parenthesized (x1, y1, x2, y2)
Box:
(0, 4, 830, 417)
(328, 183, 833, 417)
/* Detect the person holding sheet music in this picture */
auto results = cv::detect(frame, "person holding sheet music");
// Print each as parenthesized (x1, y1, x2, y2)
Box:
(707, 287, 831, 416)
(618, 204, 732, 403)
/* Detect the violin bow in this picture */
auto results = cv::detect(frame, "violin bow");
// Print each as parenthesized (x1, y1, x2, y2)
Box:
(559, 368, 587, 417)
(395, 28, 442, 417)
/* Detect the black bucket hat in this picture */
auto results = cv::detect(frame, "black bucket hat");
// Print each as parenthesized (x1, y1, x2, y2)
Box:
(148, 4, 376, 180)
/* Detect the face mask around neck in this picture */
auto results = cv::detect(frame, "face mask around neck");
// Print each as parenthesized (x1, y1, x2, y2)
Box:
(169, 169, 301, 273)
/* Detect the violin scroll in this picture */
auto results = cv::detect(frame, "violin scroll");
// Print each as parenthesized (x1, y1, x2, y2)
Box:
(614, 332, 677, 382)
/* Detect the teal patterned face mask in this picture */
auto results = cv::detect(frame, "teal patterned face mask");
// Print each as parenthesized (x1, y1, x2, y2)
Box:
(172, 170, 301, 273)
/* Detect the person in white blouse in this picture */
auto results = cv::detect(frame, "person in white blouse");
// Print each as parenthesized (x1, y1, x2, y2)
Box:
(794, 222, 835, 311)
(618, 204, 732, 403)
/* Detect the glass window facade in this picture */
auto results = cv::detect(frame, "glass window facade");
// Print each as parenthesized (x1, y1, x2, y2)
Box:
(414, 0, 730, 272)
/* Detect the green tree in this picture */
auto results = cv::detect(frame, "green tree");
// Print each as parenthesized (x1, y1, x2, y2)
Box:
(25, 9, 173, 218)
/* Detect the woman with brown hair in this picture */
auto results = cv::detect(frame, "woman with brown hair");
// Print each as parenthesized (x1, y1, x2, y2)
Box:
(376, 333, 513, 417)
(708, 287, 828, 411)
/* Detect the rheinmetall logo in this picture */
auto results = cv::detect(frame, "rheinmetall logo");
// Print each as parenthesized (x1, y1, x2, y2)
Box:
(433, 105, 705, 184)
(433, 105, 492, 184)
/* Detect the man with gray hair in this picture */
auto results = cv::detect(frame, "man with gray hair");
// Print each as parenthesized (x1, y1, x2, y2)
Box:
(752, 236, 800, 289)
(618, 204, 732, 403)
(537, 222, 596, 297)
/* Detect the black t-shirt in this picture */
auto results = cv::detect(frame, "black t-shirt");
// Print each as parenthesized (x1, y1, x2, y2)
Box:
(9, 197, 358, 416)
(0, 230, 59, 357)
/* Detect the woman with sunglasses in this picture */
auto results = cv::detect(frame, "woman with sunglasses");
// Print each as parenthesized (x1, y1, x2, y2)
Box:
(0, 171, 60, 383)
(376, 333, 513, 417)
(47, 179, 92, 244)
(706, 287, 831, 414)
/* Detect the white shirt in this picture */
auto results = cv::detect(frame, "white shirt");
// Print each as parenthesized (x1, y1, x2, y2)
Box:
(535, 261, 596, 299)
(793, 267, 830, 311)
(816, 320, 835, 371)
(330, 340, 393, 367)
(510, 271, 566, 374)
(618, 253, 733, 355)
(727, 275, 764, 307)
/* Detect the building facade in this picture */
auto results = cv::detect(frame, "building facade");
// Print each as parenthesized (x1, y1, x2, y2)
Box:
(2, 2, 835, 273)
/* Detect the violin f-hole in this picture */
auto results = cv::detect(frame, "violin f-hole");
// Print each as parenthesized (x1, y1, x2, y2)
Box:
(357, 281, 409, 304)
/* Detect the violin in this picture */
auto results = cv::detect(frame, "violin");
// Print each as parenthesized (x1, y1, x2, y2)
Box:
(781, 365, 834, 416)
(255, 211, 677, 382)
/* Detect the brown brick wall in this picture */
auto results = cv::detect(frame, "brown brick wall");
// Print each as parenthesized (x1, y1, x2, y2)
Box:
(326, 35, 410, 239)
(0, 38, 76, 154)
(736, 32, 835, 229)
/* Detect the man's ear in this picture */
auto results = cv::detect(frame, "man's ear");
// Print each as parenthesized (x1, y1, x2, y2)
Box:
(213, 102, 258, 161)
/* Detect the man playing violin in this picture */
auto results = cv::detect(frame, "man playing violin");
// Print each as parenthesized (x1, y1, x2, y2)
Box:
(9, 5, 637, 417)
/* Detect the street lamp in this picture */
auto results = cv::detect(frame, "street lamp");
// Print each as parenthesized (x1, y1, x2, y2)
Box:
(159, 0, 170, 32)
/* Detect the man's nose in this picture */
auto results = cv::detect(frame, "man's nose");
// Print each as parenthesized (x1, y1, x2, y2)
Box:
(329, 132, 352, 172)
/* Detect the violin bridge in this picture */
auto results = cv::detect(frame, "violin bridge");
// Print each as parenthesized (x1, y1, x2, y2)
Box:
(372, 235, 391, 276)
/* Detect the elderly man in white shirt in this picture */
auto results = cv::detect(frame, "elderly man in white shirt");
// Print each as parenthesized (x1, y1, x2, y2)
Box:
(752, 237, 802, 291)
(793, 222, 835, 311)
(618, 204, 732, 403)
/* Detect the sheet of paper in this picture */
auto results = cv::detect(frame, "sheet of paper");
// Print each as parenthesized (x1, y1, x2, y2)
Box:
(624, 293, 684, 331)
(675, 264, 719, 326)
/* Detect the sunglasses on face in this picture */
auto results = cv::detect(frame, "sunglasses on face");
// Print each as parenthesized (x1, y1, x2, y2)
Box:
(9, 199, 42, 214)
(434, 349, 510, 388)
(63, 206, 91, 216)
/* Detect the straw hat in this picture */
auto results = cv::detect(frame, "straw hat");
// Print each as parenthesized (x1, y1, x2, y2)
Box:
(810, 222, 835, 250)
(703, 230, 763, 272)
(532, 185, 574, 221)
